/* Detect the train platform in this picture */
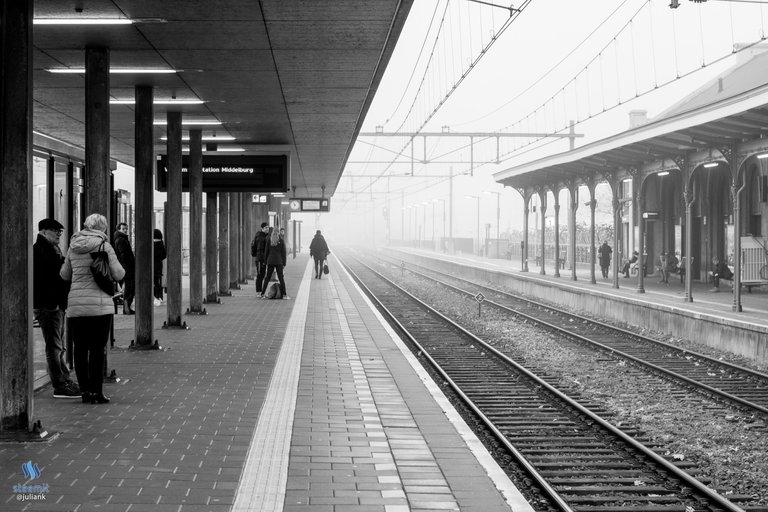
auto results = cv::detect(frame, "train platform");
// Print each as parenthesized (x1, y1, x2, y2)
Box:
(387, 247, 768, 368)
(8, 253, 530, 512)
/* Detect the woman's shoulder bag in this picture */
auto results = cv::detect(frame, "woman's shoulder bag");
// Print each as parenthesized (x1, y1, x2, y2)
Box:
(91, 241, 115, 295)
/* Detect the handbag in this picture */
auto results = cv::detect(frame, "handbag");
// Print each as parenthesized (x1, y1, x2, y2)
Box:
(91, 241, 115, 295)
(323, 262, 329, 275)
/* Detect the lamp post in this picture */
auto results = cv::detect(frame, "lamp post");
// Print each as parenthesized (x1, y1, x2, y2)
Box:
(483, 190, 501, 258)
(465, 195, 480, 255)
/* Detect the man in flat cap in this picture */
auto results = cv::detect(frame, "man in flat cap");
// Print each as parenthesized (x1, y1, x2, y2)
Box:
(33, 218, 79, 398)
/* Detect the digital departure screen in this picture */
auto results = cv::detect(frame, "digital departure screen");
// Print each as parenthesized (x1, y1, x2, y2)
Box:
(156, 154, 289, 193)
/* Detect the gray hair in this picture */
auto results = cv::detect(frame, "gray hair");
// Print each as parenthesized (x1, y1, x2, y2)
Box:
(83, 213, 108, 233)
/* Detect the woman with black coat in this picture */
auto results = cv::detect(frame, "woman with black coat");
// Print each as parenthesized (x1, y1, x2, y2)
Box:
(260, 228, 289, 300)
(309, 230, 330, 279)
(153, 229, 167, 305)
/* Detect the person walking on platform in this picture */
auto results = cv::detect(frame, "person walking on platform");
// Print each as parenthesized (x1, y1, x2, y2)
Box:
(60, 213, 125, 404)
(309, 230, 330, 279)
(252, 222, 270, 295)
(153, 228, 166, 306)
(260, 227, 289, 300)
(598, 241, 612, 279)
(34, 217, 79, 398)
(113, 222, 135, 314)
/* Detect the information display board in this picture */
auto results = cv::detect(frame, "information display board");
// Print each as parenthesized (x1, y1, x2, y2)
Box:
(288, 198, 331, 212)
(156, 154, 289, 192)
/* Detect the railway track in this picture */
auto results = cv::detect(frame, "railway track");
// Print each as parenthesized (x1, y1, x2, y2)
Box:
(338, 251, 754, 512)
(374, 251, 768, 417)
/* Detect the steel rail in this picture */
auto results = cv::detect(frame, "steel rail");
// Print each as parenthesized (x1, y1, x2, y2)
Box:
(339, 254, 573, 512)
(383, 253, 768, 415)
(339, 251, 746, 512)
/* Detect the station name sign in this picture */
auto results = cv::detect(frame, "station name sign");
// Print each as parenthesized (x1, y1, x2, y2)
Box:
(289, 198, 331, 212)
(156, 154, 289, 193)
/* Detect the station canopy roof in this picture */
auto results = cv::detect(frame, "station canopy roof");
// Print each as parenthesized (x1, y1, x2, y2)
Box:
(494, 46, 768, 190)
(33, 0, 413, 197)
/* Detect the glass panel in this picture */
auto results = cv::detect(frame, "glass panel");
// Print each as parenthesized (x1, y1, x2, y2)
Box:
(54, 161, 68, 242)
(32, 156, 47, 233)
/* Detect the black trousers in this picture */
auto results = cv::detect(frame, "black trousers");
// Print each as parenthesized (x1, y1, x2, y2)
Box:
(263, 264, 286, 296)
(70, 314, 112, 394)
(313, 257, 326, 277)
(123, 276, 135, 307)
(255, 261, 267, 293)
(153, 274, 163, 300)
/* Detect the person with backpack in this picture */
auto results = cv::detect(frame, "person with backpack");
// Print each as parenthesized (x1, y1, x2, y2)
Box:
(260, 227, 289, 300)
(251, 222, 270, 295)
(309, 230, 330, 279)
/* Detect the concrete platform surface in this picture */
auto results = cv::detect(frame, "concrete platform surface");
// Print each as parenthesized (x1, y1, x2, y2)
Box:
(4, 253, 529, 512)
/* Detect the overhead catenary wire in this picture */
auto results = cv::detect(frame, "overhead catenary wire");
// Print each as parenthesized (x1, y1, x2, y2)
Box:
(341, 0, 768, 213)
(382, 0, 443, 125)
(454, 0, 639, 127)
(338, 1, 530, 209)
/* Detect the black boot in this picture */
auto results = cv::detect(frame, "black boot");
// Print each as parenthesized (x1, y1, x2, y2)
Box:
(91, 393, 110, 404)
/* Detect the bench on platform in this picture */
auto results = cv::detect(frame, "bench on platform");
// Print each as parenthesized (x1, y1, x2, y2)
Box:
(708, 266, 765, 292)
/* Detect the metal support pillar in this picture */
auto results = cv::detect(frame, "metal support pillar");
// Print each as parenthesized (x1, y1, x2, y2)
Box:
(0, 0, 33, 434)
(569, 186, 578, 281)
(205, 192, 219, 303)
(132, 85, 157, 348)
(229, 192, 240, 289)
(612, 189, 621, 289)
(188, 129, 204, 314)
(733, 172, 745, 312)
(522, 195, 529, 272)
(539, 198, 546, 276)
(683, 183, 694, 302)
(241, 192, 249, 282)
(243, 192, 253, 278)
(636, 181, 646, 294)
(85, 46, 110, 224)
(165, 111, 184, 327)
(218, 193, 231, 296)
(553, 200, 561, 277)
(589, 193, 597, 285)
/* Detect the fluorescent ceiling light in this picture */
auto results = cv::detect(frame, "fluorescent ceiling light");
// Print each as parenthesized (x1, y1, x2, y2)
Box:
(757, 153, 768, 159)
(34, 18, 133, 25)
(703, 162, 719, 168)
(272, 193, 286, 197)
(110, 99, 204, 105)
(154, 120, 221, 126)
(181, 146, 244, 152)
(161, 136, 235, 141)
(48, 68, 177, 74)
(657, 171, 670, 176)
